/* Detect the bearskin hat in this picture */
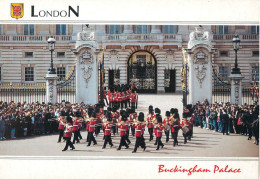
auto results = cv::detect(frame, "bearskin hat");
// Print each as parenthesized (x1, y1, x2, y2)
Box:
(165, 111, 170, 117)
(126, 108, 131, 117)
(88, 108, 94, 117)
(186, 104, 192, 110)
(174, 113, 179, 119)
(75, 111, 81, 117)
(112, 106, 118, 112)
(91, 112, 96, 118)
(138, 112, 144, 122)
(170, 108, 175, 114)
(155, 108, 161, 114)
(106, 112, 112, 122)
(121, 115, 127, 122)
(182, 112, 187, 118)
(60, 111, 66, 117)
(157, 115, 162, 123)
(107, 107, 112, 112)
(120, 110, 126, 117)
(66, 116, 73, 123)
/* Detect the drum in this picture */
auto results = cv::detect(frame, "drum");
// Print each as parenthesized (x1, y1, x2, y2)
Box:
(164, 124, 170, 131)
(182, 126, 189, 135)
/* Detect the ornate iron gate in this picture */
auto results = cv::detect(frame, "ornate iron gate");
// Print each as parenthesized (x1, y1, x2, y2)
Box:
(57, 66, 76, 103)
(212, 68, 231, 103)
(128, 51, 157, 93)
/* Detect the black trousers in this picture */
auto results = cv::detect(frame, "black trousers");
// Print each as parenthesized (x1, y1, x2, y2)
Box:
(58, 129, 64, 142)
(135, 101, 138, 109)
(95, 126, 101, 136)
(130, 125, 135, 136)
(125, 131, 131, 144)
(127, 99, 130, 107)
(73, 130, 79, 143)
(164, 130, 170, 142)
(112, 125, 116, 135)
(131, 102, 135, 109)
(222, 123, 228, 135)
(156, 137, 164, 149)
(86, 131, 90, 142)
(172, 132, 178, 146)
(64, 137, 74, 150)
(133, 137, 145, 152)
(103, 135, 113, 148)
(148, 128, 154, 141)
(88, 132, 97, 146)
(118, 135, 129, 149)
(78, 129, 82, 139)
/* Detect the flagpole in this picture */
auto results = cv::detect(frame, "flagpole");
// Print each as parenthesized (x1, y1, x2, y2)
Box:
(99, 49, 105, 106)
(182, 48, 187, 111)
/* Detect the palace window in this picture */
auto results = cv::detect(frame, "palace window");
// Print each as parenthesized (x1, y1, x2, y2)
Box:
(57, 67, 66, 79)
(25, 67, 34, 82)
(253, 51, 259, 57)
(251, 66, 259, 82)
(25, 52, 33, 58)
(57, 52, 65, 58)
(251, 26, 259, 34)
(136, 25, 148, 34)
(218, 25, 229, 34)
(163, 25, 177, 34)
(219, 66, 229, 80)
(109, 25, 121, 34)
(56, 24, 66, 35)
(0, 25, 2, 35)
(24, 24, 34, 35)
(220, 51, 228, 57)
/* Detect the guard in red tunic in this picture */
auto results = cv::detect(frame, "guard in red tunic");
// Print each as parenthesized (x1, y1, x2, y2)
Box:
(181, 113, 192, 144)
(153, 108, 161, 145)
(102, 112, 113, 149)
(72, 111, 81, 144)
(155, 115, 164, 150)
(112, 107, 119, 135)
(108, 90, 114, 108)
(163, 111, 171, 143)
(117, 115, 129, 150)
(62, 116, 75, 151)
(57, 111, 66, 143)
(132, 112, 146, 153)
(87, 113, 97, 146)
(170, 112, 180, 147)
(129, 107, 137, 136)
(130, 91, 136, 109)
(147, 105, 155, 141)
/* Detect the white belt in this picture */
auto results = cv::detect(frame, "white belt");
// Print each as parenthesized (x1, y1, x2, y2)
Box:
(105, 129, 111, 131)
(157, 130, 162, 133)
(89, 125, 95, 127)
(120, 129, 125, 131)
(136, 130, 141, 131)
(73, 125, 78, 127)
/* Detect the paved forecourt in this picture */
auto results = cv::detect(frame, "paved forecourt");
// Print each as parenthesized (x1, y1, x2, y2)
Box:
(0, 93, 258, 157)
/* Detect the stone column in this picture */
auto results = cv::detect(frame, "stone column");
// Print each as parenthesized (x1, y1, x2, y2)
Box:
(186, 27, 216, 105)
(151, 25, 161, 33)
(123, 25, 133, 34)
(73, 27, 100, 105)
(45, 73, 58, 104)
(229, 74, 244, 105)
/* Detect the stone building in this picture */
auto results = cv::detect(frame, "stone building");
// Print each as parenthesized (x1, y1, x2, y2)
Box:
(0, 24, 258, 93)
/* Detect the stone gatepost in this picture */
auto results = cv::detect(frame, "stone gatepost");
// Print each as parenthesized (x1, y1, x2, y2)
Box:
(46, 73, 58, 104)
(72, 27, 100, 105)
(185, 27, 217, 105)
(229, 74, 244, 105)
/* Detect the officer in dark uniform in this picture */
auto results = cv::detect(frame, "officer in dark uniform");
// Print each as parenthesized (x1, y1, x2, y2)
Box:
(221, 109, 229, 135)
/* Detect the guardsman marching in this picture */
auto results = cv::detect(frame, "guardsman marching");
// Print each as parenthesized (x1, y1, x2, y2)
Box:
(102, 112, 113, 149)
(170, 111, 180, 147)
(117, 115, 129, 150)
(108, 90, 114, 108)
(87, 113, 97, 146)
(153, 108, 161, 145)
(57, 111, 66, 143)
(163, 111, 171, 143)
(132, 112, 146, 153)
(129, 107, 137, 136)
(147, 105, 155, 141)
(181, 113, 192, 144)
(155, 115, 164, 150)
(62, 116, 75, 151)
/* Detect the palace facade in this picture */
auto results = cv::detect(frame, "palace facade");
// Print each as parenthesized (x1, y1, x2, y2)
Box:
(0, 24, 259, 93)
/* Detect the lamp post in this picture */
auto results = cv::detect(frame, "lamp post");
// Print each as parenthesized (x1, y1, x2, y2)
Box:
(47, 37, 56, 74)
(231, 34, 241, 74)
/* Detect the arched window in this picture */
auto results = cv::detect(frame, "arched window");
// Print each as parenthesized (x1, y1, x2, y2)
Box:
(24, 24, 34, 35)
(109, 25, 121, 34)
(56, 24, 66, 35)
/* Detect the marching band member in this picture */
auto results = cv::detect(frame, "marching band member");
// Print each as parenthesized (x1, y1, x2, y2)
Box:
(129, 107, 137, 136)
(132, 112, 146, 153)
(102, 112, 113, 149)
(112, 106, 120, 135)
(117, 115, 129, 150)
(163, 111, 171, 143)
(170, 111, 180, 147)
(125, 108, 131, 144)
(153, 108, 161, 145)
(72, 111, 81, 144)
(87, 113, 97, 146)
(57, 111, 66, 143)
(62, 116, 75, 151)
(147, 105, 155, 141)
(155, 115, 164, 150)
(181, 113, 192, 144)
